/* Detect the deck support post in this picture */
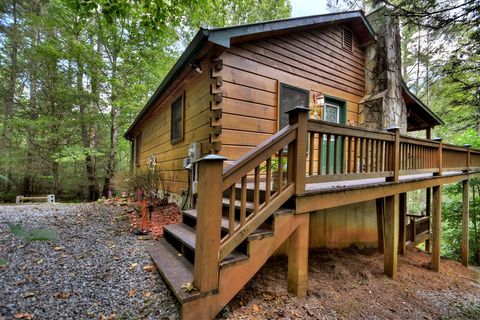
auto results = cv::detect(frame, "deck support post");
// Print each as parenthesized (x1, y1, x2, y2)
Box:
(287, 106, 309, 195)
(462, 179, 469, 267)
(193, 154, 226, 292)
(399, 193, 407, 255)
(384, 194, 399, 278)
(376, 198, 385, 254)
(288, 213, 309, 297)
(431, 185, 442, 272)
(425, 187, 431, 252)
(425, 129, 432, 252)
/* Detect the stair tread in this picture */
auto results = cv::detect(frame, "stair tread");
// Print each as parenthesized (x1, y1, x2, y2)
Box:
(147, 239, 199, 303)
(182, 209, 275, 239)
(164, 223, 249, 264)
(222, 198, 254, 211)
(183, 209, 240, 231)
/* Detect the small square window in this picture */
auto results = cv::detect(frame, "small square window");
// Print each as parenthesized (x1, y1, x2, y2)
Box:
(171, 93, 185, 144)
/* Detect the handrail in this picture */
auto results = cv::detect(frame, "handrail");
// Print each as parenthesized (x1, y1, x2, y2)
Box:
(218, 108, 308, 261)
(223, 123, 298, 190)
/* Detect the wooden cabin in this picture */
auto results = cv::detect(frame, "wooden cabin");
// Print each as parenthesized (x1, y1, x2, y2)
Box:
(125, 9, 480, 320)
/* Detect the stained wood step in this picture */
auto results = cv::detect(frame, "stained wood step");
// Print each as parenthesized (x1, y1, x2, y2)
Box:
(181, 209, 274, 241)
(183, 209, 239, 232)
(163, 223, 249, 266)
(147, 239, 202, 303)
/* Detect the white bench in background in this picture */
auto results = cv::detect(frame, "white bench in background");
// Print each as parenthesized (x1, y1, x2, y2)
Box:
(16, 194, 55, 204)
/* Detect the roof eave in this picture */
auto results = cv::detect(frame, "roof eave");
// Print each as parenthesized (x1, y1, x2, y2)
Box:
(402, 81, 444, 127)
(124, 29, 210, 139)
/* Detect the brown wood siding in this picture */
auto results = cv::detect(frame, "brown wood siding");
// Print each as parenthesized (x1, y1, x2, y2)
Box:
(218, 24, 366, 162)
(135, 59, 213, 194)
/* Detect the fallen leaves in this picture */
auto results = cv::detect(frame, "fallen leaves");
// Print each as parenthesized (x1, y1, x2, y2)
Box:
(144, 291, 152, 298)
(14, 313, 33, 319)
(55, 292, 70, 299)
(128, 263, 138, 271)
(128, 288, 137, 298)
(22, 292, 36, 299)
(142, 264, 155, 272)
(181, 282, 197, 293)
(53, 246, 64, 251)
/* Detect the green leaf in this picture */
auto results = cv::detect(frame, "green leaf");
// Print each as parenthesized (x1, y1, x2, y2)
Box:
(8, 223, 58, 243)
(30, 229, 58, 242)
(9, 223, 30, 239)
(0, 258, 7, 266)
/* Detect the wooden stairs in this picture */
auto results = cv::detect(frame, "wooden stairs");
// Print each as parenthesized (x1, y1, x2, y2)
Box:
(148, 187, 306, 319)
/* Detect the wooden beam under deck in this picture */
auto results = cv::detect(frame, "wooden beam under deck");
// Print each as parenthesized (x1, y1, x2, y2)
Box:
(295, 171, 480, 213)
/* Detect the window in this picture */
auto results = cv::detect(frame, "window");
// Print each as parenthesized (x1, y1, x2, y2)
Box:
(342, 27, 353, 52)
(324, 103, 340, 123)
(135, 132, 141, 167)
(171, 93, 185, 144)
(279, 84, 309, 129)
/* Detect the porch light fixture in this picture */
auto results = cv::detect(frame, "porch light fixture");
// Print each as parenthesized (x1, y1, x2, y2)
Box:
(314, 93, 325, 107)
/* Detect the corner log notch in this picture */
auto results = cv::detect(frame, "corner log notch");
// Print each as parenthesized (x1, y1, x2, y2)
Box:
(208, 57, 223, 153)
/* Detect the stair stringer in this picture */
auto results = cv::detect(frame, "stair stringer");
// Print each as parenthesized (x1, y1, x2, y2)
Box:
(181, 213, 303, 320)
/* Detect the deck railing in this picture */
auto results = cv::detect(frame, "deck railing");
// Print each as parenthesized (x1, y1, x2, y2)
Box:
(306, 119, 479, 183)
(193, 111, 479, 292)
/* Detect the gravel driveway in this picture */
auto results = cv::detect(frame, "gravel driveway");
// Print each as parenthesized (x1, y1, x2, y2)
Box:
(0, 203, 180, 320)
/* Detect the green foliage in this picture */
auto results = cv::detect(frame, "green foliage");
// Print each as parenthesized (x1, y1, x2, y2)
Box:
(8, 223, 58, 244)
(0, 258, 7, 266)
(0, 0, 291, 201)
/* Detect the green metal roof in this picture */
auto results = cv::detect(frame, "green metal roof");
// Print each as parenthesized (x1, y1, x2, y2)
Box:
(124, 11, 377, 138)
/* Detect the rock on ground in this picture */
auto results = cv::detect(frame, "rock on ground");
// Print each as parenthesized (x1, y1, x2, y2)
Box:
(0, 203, 179, 320)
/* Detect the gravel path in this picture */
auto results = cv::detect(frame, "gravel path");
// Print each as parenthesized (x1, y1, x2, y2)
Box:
(0, 203, 180, 320)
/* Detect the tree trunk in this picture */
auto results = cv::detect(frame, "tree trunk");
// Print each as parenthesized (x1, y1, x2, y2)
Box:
(77, 57, 99, 201)
(102, 59, 119, 198)
(1, 0, 18, 150)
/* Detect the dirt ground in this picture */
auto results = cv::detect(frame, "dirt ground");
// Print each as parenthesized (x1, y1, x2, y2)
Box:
(219, 248, 480, 320)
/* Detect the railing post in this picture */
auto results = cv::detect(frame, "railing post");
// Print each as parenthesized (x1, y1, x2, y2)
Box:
(386, 126, 400, 182)
(193, 154, 226, 292)
(464, 144, 471, 173)
(433, 138, 443, 176)
(286, 106, 309, 195)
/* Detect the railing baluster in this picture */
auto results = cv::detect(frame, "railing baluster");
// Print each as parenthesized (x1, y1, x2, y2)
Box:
(340, 135, 346, 174)
(265, 157, 271, 204)
(334, 135, 338, 174)
(347, 136, 352, 173)
(359, 138, 364, 173)
(365, 139, 371, 172)
(381, 140, 385, 172)
(353, 137, 358, 173)
(278, 149, 284, 192)
(326, 134, 331, 175)
(318, 133, 323, 175)
(240, 176, 247, 226)
(309, 132, 315, 175)
(229, 185, 236, 236)
(254, 166, 260, 214)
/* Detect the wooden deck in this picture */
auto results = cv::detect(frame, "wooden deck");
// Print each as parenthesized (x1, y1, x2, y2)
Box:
(151, 108, 480, 320)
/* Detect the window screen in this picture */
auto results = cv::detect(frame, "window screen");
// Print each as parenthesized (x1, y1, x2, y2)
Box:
(279, 84, 309, 129)
(171, 94, 184, 143)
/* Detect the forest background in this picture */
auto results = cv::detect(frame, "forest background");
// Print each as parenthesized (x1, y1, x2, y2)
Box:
(0, 0, 479, 263)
